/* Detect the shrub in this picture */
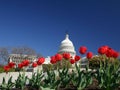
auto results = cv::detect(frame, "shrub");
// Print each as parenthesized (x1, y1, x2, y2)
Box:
(89, 55, 120, 69)
(0, 67, 4, 73)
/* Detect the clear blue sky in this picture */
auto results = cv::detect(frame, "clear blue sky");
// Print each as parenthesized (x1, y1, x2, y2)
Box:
(0, 0, 120, 57)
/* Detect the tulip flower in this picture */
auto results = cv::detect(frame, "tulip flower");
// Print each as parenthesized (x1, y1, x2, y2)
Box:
(18, 63, 23, 69)
(62, 53, 71, 60)
(50, 56, 57, 64)
(8, 62, 15, 68)
(70, 59, 75, 64)
(32, 62, 38, 68)
(105, 48, 114, 57)
(55, 54, 62, 61)
(3, 65, 10, 72)
(79, 46, 87, 54)
(113, 51, 119, 58)
(86, 52, 93, 59)
(37, 57, 45, 65)
(22, 60, 30, 67)
(74, 55, 80, 61)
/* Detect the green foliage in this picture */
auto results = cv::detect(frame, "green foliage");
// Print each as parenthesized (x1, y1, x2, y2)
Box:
(28, 71, 44, 90)
(57, 59, 72, 69)
(89, 55, 120, 69)
(9, 68, 15, 72)
(43, 69, 60, 89)
(0, 67, 15, 73)
(15, 67, 23, 72)
(95, 60, 120, 90)
(58, 67, 73, 88)
(42, 59, 72, 72)
(14, 72, 28, 90)
(42, 64, 55, 72)
(0, 56, 120, 90)
(0, 67, 4, 73)
(0, 66, 15, 73)
(72, 64, 93, 90)
(0, 76, 14, 90)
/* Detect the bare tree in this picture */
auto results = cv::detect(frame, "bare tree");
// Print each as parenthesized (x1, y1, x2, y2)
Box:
(0, 47, 9, 64)
(0, 46, 42, 65)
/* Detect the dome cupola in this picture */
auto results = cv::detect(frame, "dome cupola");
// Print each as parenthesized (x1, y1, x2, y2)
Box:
(58, 34, 76, 56)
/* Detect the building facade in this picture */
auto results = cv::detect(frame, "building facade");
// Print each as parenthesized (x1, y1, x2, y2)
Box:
(8, 54, 40, 72)
(9, 34, 88, 71)
(58, 34, 76, 57)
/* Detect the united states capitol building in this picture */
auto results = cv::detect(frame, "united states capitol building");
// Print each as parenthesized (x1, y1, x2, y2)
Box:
(45, 34, 88, 67)
(9, 34, 88, 71)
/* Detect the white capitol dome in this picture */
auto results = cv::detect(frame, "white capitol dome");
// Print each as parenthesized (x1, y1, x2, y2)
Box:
(58, 34, 76, 56)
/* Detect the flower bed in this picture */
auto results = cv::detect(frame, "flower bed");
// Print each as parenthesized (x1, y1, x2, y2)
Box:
(0, 45, 120, 90)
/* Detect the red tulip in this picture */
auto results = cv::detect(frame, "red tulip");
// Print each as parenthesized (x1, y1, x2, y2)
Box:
(106, 48, 114, 57)
(74, 55, 80, 61)
(86, 52, 93, 59)
(79, 46, 87, 54)
(98, 45, 109, 54)
(50, 56, 57, 64)
(8, 62, 15, 68)
(118, 52, 120, 56)
(32, 62, 38, 68)
(37, 57, 45, 65)
(18, 63, 23, 69)
(55, 54, 62, 61)
(22, 60, 30, 67)
(62, 53, 71, 60)
(3, 65, 10, 72)
(70, 59, 75, 64)
(113, 51, 119, 58)
(98, 47, 106, 54)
